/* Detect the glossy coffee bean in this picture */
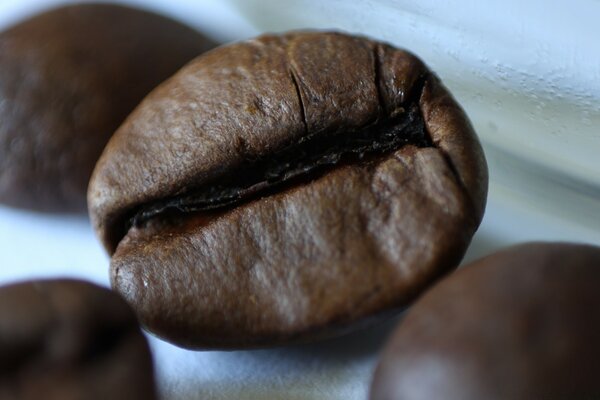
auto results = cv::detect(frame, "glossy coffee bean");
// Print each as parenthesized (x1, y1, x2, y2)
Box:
(0, 279, 156, 400)
(370, 242, 600, 400)
(0, 3, 214, 212)
(89, 31, 488, 349)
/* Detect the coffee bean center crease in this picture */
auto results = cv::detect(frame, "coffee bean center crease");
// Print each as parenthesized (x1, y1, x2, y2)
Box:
(129, 100, 431, 231)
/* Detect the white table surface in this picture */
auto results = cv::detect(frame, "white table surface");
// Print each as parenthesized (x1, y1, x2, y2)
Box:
(1, 1, 599, 399)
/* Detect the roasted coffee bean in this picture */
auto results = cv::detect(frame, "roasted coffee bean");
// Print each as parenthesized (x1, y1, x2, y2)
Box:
(89, 31, 488, 349)
(370, 242, 600, 400)
(0, 279, 156, 400)
(0, 3, 214, 212)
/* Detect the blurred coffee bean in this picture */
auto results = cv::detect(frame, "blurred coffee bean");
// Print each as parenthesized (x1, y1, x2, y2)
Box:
(0, 3, 215, 212)
(371, 242, 600, 400)
(0, 279, 156, 400)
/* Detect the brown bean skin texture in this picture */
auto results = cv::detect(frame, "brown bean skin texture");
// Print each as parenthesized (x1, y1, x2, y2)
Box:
(89, 31, 488, 349)
(0, 3, 215, 213)
(0, 279, 156, 400)
(371, 242, 600, 400)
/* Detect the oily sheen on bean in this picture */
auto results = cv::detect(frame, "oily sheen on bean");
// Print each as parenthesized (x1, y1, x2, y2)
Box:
(0, 279, 156, 400)
(88, 31, 488, 349)
(370, 242, 600, 400)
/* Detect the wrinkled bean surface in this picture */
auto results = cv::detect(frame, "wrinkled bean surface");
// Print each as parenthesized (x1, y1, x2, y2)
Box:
(89, 31, 488, 349)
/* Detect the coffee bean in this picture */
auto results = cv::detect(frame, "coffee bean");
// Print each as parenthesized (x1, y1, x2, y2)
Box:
(370, 242, 600, 400)
(0, 279, 156, 400)
(89, 32, 488, 349)
(0, 4, 214, 212)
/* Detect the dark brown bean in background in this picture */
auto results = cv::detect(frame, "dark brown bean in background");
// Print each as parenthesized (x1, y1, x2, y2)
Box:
(0, 3, 215, 213)
(0, 279, 156, 400)
(89, 31, 488, 349)
(370, 242, 600, 400)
